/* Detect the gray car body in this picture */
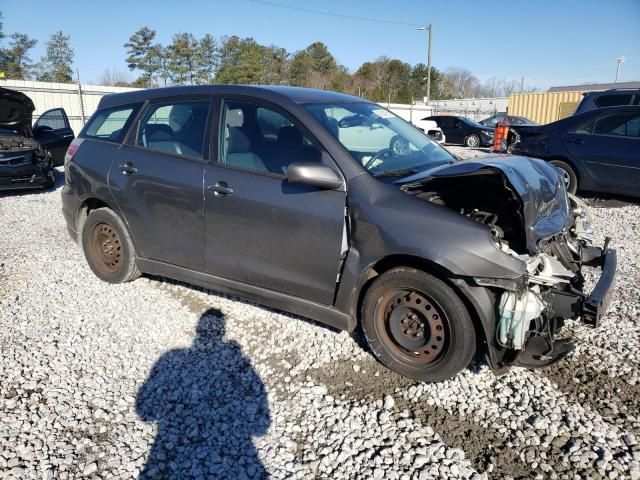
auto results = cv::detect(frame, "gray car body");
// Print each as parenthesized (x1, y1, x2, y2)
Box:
(62, 85, 565, 369)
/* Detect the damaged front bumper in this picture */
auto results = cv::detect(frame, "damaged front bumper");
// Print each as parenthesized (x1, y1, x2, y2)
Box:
(495, 240, 617, 369)
(551, 244, 617, 328)
(0, 151, 54, 191)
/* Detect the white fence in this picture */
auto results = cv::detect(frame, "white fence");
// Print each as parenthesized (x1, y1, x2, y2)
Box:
(0, 79, 508, 133)
(426, 97, 508, 121)
(0, 79, 139, 134)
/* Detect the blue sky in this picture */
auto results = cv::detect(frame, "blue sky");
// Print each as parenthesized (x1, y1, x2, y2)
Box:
(3, 0, 640, 89)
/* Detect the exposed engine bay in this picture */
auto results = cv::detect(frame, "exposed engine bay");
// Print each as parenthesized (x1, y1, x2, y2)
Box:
(400, 157, 616, 368)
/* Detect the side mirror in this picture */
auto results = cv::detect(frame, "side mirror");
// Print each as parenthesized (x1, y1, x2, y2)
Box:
(287, 162, 343, 190)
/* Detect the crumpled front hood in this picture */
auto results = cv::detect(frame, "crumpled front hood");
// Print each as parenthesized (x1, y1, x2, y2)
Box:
(399, 155, 573, 252)
(0, 87, 35, 136)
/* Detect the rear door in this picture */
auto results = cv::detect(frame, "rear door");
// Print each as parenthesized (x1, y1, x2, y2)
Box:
(564, 110, 640, 192)
(33, 108, 75, 166)
(108, 96, 211, 270)
(203, 97, 346, 305)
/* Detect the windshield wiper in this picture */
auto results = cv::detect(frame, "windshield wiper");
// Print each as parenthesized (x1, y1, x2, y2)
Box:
(373, 168, 421, 178)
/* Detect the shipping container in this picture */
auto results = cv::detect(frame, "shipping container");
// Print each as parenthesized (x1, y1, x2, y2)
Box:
(508, 91, 583, 125)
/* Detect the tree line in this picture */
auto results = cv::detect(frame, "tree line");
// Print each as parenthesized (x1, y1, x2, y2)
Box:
(120, 27, 536, 101)
(0, 15, 536, 102)
(0, 13, 74, 83)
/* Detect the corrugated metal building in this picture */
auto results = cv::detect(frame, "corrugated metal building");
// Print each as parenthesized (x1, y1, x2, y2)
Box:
(508, 91, 584, 124)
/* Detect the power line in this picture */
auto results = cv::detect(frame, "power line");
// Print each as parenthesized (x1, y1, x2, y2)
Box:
(246, 0, 422, 27)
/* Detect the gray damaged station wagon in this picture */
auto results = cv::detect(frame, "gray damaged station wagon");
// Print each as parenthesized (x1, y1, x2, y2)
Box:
(62, 86, 616, 382)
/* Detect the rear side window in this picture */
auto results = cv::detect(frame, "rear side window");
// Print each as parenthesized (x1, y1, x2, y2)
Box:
(136, 99, 210, 160)
(593, 112, 640, 138)
(83, 104, 140, 143)
(595, 94, 634, 108)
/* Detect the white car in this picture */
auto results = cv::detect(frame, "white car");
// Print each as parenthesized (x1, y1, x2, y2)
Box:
(412, 117, 446, 144)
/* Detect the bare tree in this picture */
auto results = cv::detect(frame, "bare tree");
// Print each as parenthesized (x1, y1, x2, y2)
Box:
(98, 68, 133, 86)
(442, 67, 481, 98)
(500, 78, 521, 97)
(481, 76, 503, 98)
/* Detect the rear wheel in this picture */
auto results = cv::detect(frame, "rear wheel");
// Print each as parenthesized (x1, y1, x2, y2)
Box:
(81, 207, 140, 283)
(361, 268, 476, 382)
(464, 134, 480, 148)
(550, 160, 578, 194)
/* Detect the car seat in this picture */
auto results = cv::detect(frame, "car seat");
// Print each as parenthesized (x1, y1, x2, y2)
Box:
(226, 127, 266, 171)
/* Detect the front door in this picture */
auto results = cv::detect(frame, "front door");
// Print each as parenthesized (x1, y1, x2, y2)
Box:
(564, 110, 640, 193)
(108, 97, 211, 270)
(204, 98, 346, 305)
(33, 108, 75, 166)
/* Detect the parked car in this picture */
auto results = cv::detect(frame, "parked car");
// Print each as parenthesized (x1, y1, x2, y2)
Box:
(411, 117, 446, 144)
(479, 114, 538, 127)
(574, 88, 640, 115)
(0, 87, 74, 191)
(425, 115, 494, 147)
(62, 85, 616, 382)
(510, 105, 640, 197)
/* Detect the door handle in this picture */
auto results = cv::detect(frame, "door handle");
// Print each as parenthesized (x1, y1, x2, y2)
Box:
(118, 162, 138, 175)
(207, 181, 234, 196)
(568, 138, 585, 145)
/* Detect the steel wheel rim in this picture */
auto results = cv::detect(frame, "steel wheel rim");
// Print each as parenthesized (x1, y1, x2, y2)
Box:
(391, 137, 410, 156)
(467, 135, 479, 147)
(374, 289, 449, 365)
(89, 222, 122, 275)
(560, 168, 571, 186)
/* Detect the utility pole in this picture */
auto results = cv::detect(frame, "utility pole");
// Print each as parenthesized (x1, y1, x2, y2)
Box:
(615, 56, 625, 83)
(418, 24, 432, 104)
(76, 68, 86, 126)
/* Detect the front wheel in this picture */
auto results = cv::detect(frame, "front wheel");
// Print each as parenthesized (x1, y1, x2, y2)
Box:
(361, 268, 476, 382)
(464, 134, 481, 148)
(550, 160, 578, 194)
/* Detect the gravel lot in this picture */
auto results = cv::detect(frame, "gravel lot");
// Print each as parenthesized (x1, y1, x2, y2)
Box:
(1, 148, 639, 479)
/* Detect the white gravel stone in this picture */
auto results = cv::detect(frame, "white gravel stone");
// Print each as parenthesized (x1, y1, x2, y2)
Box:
(0, 162, 638, 479)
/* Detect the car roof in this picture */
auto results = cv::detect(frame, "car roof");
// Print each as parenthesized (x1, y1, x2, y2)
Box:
(98, 84, 365, 109)
(583, 88, 640, 97)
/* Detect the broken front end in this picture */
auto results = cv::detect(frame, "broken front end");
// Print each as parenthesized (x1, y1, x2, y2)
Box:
(402, 156, 617, 368)
(0, 136, 54, 191)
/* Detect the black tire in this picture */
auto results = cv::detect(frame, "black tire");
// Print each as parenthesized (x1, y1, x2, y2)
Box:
(361, 268, 476, 382)
(549, 160, 578, 194)
(464, 134, 480, 148)
(81, 207, 141, 283)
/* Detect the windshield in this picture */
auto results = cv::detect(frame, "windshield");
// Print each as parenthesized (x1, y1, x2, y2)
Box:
(305, 102, 455, 177)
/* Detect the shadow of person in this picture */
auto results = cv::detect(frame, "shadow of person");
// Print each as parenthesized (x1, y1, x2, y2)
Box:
(136, 308, 270, 479)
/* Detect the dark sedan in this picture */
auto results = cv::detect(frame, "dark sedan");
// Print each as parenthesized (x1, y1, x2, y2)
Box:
(425, 115, 494, 147)
(479, 114, 538, 127)
(510, 106, 640, 196)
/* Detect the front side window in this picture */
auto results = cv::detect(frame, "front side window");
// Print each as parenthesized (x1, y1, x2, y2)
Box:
(137, 99, 210, 159)
(83, 104, 139, 143)
(305, 102, 455, 178)
(35, 109, 67, 130)
(220, 100, 321, 175)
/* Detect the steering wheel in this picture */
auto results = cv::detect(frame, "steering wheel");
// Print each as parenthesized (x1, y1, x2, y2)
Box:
(362, 148, 393, 170)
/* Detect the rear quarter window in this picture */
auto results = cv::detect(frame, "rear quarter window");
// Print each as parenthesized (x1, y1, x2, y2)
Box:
(595, 94, 634, 108)
(82, 103, 141, 143)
